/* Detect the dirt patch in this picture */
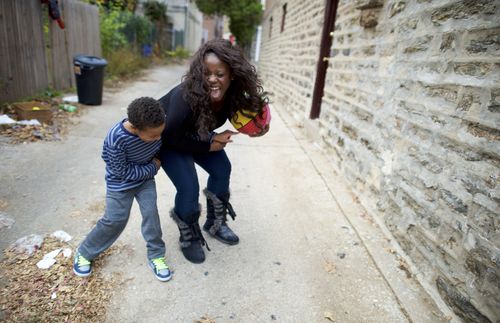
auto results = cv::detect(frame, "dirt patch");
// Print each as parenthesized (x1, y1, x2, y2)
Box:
(0, 98, 88, 144)
(0, 236, 122, 322)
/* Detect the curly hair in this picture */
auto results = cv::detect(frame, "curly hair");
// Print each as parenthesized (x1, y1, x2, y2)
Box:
(127, 97, 165, 130)
(183, 38, 267, 137)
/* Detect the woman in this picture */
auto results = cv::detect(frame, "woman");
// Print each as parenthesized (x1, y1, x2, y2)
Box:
(159, 39, 269, 263)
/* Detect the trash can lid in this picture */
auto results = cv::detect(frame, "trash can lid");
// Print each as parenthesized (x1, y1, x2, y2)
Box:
(73, 55, 108, 66)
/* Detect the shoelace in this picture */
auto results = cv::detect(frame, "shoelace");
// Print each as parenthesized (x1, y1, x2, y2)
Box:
(77, 255, 91, 266)
(151, 257, 169, 270)
(191, 223, 210, 251)
(226, 202, 237, 220)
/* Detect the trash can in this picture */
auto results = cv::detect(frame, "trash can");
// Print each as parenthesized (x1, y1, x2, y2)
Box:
(73, 55, 108, 105)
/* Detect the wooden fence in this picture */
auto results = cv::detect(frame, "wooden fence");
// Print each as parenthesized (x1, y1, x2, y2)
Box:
(0, 0, 101, 103)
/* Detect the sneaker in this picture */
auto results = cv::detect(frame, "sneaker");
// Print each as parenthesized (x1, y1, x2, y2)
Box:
(73, 252, 92, 277)
(149, 257, 172, 282)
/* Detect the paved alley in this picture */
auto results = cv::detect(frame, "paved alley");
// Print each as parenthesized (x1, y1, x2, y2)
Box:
(0, 65, 449, 322)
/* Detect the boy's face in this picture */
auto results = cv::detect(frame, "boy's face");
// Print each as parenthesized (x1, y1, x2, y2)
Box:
(136, 123, 165, 142)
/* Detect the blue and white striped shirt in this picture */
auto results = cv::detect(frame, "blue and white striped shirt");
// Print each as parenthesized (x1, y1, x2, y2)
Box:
(102, 120, 161, 191)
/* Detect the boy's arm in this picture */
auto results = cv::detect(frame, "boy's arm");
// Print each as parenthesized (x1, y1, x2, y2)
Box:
(106, 145, 158, 181)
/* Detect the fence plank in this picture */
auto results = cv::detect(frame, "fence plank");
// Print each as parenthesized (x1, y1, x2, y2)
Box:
(0, 0, 49, 102)
(0, 0, 101, 102)
(50, 0, 101, 90)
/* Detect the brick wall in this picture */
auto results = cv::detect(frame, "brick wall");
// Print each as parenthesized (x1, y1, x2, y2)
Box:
(258, 0, 499, 321)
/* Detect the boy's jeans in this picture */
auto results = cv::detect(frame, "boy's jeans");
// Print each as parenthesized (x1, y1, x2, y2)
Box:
(78, 178, 165, 261)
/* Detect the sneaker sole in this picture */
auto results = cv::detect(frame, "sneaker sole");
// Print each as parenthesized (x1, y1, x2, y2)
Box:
(149, 263, 172, 282)
(203, 228, 240, 245)
(73, 268, 91, 277)
(154, 274, 172, 282)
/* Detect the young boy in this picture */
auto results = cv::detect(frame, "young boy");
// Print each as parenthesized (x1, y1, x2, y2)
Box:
(73, 97, 171, 281)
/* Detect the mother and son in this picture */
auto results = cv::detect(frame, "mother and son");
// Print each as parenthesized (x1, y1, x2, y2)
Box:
(72, 39, 270, 282)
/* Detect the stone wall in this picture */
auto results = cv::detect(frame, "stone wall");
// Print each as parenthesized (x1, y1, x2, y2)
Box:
(258, 0, 499, 321)
(258, 0, 324, 121)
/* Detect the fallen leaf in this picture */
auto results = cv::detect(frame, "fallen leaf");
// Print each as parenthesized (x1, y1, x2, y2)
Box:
(324, 311, 335, 321)
(324, 260, 336, 274)
(0, 198, 9, 210)
(196, 315, 216, 323)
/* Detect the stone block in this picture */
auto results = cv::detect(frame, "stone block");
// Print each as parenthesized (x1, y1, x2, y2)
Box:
(431, 0, 497, 26)
(403, 35, 433, 54)
(354, 0, 383, 10)
(465, 27, 500, 54)
(389, 1, 407, 18)
(440, 33, 456, 52)
(488, 88, 499, 113)
(466, 122, 500, 141)
(453, 62, 495, 78)
(424, 84, 458, 102)
(436, 276, 492, 323)
(440, 189, 469, 214)
(341, 123, 359, 140)
(469, 202, 498, 241)
(359, 8, 381, 28)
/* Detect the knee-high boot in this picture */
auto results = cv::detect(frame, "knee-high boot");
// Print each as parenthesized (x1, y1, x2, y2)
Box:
(170, 209, 209, 263)
(203, 189, 239, 245)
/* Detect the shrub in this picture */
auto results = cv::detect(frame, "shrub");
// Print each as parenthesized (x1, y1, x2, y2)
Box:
(105, 48, 151, 79)
(164, 46, 191, 62)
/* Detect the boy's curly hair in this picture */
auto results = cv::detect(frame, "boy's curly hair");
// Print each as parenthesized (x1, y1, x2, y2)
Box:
(127, 97, 165, 130)
(183, 38, 268, 137)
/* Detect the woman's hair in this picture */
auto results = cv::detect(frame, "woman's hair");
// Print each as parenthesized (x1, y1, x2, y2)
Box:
(127, 97, 165, 130)
(183, 38, 267, 137)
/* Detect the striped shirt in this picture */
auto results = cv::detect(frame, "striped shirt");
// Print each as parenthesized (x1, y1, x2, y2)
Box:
(102, 120, 161, 191)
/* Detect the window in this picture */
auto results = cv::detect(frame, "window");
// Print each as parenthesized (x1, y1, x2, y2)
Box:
(281, 4, 287, 33)
(269, 17, 273, 38)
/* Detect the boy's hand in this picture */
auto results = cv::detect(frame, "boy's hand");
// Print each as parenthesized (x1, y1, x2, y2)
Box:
(153, 158, 161, 170)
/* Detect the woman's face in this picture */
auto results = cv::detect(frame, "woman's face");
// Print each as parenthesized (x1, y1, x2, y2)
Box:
(203, 53, 232, 103)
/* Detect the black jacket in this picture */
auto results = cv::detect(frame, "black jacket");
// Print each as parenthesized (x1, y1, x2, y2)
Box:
(159, 83, 230, 154)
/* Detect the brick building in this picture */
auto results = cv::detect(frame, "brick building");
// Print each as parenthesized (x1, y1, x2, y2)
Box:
(258, 0, 499, 321)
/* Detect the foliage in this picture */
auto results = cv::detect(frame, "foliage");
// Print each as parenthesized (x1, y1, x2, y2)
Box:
(194, 0, 226, 16)
(143, 1, 167, 52)
(226, 0, 262, 48)
(100, 8, 128, 57)
(100, 7, 155, 57)
(84, 0, 138, 12)
(143, 0, 167, 23)
(105, 48, 151, 79)
(195, 0, 262, 48)
(164, 46, 191, 63)
(122, 14, 154, 47)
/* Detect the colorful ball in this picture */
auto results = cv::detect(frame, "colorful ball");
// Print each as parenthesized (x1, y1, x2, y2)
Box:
(230, 104, 271, 136)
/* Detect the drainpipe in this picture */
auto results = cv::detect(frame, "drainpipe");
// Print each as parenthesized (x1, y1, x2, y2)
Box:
(184, 3, 188, 49)
(255, 26, 262, 62)
(309, 0, 340, 119)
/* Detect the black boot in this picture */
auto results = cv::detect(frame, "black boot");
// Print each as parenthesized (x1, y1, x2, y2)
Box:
(203, 189, 239, 245)
(170, 209, 209, 263)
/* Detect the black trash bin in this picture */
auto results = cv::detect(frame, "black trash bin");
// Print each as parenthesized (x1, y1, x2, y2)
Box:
(73, 55, 108, 105)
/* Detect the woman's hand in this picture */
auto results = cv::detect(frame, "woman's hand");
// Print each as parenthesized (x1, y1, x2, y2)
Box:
(210, 130, 239, 151)
(249, 124, 270, 137)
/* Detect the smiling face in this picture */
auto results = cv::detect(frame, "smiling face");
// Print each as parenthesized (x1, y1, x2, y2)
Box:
(203, 53, 232, 103)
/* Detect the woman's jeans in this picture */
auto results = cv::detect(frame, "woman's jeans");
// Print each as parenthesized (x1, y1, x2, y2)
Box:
(159, 149, 231, 220)
(78, 179, 165, 261)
